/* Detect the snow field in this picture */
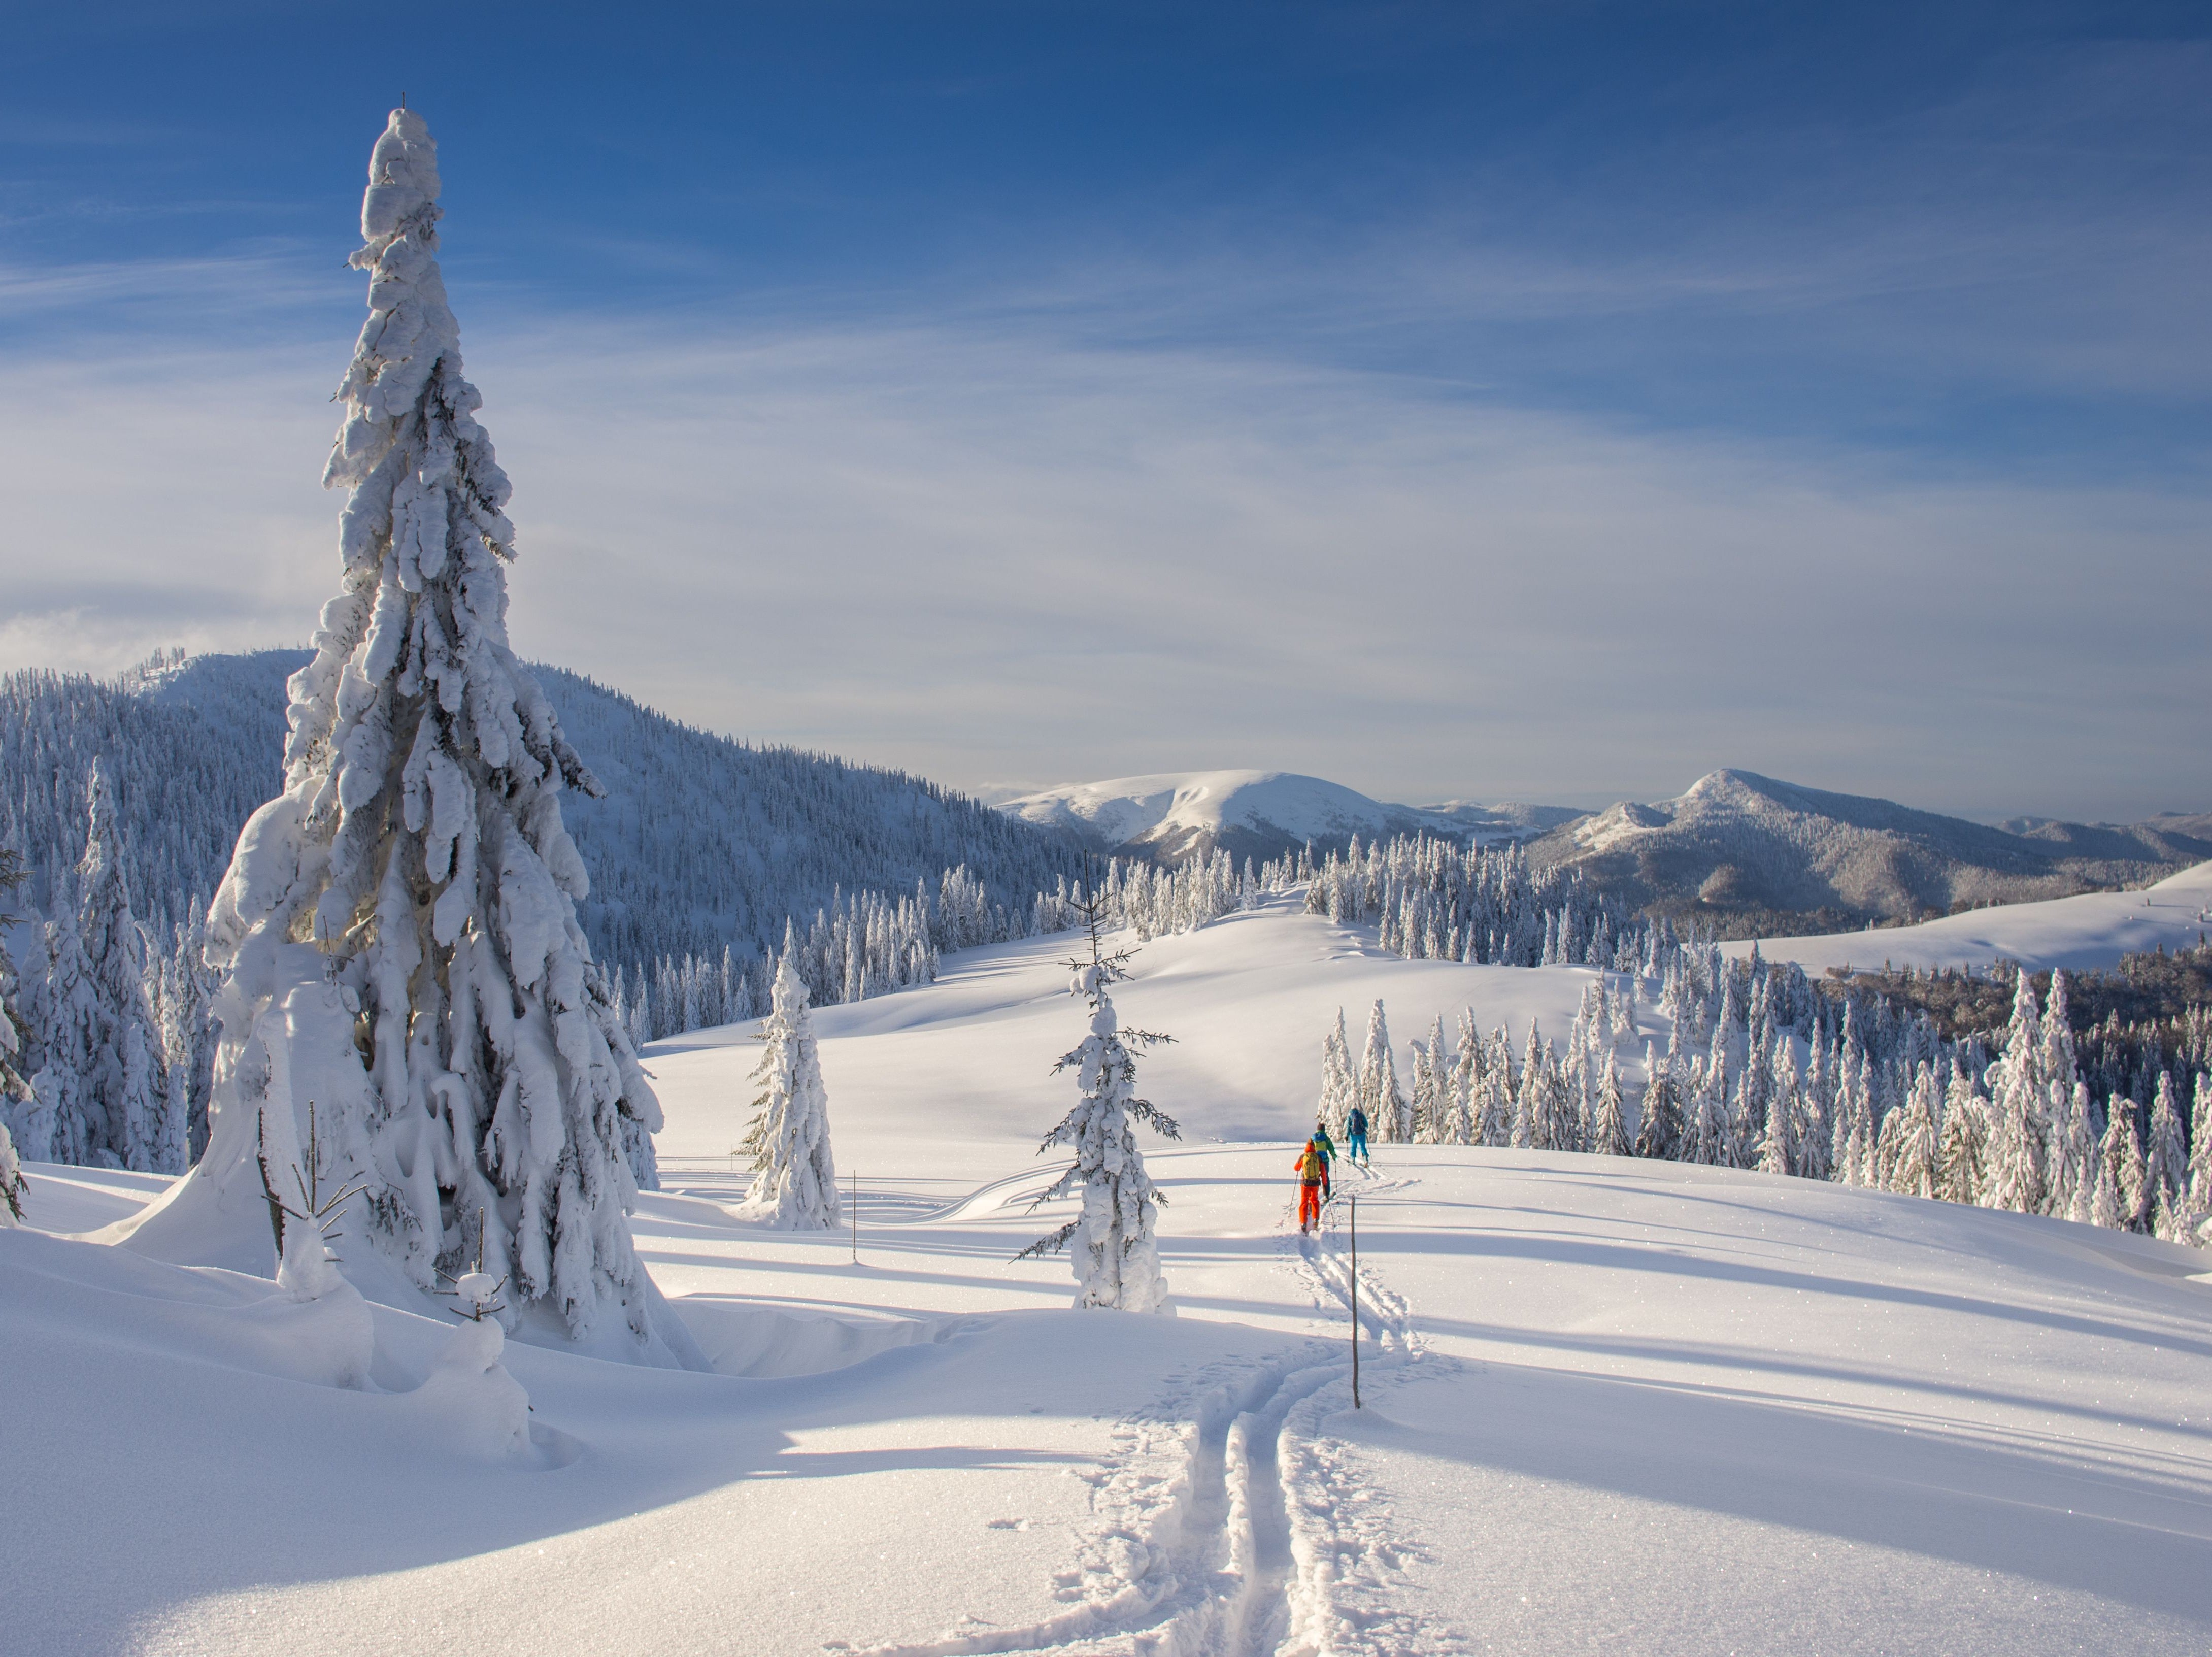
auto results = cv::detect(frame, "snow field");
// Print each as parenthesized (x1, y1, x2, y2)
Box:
(8, 896, 2212, 1653)
(1736, 856, 2212, 974)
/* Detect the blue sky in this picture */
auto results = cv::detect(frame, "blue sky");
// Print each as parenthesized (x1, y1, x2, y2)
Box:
(3, 2, 2207, 818)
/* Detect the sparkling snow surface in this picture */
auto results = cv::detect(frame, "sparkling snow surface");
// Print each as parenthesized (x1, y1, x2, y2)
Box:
(1735, 857, 2212, 974)
(7, 897, 2212, 1654)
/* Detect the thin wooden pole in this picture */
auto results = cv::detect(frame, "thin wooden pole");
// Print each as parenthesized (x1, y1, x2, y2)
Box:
(851, 1169, 858, 1263)
(1350, 1194, 1361, 1409)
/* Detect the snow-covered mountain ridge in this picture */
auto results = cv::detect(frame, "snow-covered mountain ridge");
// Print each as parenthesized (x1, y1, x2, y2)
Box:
(1526, 767, 2212, 934)
(994, 768, 1582, 865)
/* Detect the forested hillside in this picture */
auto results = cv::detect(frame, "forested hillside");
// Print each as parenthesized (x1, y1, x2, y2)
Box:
(0, 650, 1083, 977)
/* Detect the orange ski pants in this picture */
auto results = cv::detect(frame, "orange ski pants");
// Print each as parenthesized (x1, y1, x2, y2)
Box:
(1298, 1181, 1323, 1229)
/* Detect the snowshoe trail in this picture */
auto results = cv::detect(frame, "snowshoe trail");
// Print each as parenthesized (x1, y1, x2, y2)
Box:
(856, 1167, 1430, 1657)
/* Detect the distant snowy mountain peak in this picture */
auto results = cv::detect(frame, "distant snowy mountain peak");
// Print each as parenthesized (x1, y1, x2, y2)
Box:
(1533, 767, 2212, 933)
(999, 770, 1387, 861)
(996, 770, 1582, 864)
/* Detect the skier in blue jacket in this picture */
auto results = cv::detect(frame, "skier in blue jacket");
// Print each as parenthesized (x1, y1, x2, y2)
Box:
(1346, 1105, 1370, 1167)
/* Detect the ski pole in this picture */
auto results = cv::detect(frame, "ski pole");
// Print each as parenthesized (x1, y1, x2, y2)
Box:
(1350, 1193, 1361, 1409)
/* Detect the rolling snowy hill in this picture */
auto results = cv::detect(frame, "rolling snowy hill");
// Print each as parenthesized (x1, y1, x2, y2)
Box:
(9, 896, 2210, 1654)
(995, 769, 1582, 865)
(1730, 855, 2212, 975)
(1525, 768, 2212, 935)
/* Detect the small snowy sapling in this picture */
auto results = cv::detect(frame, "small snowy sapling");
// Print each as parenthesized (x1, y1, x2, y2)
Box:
(1018, 879, 1180, 1313)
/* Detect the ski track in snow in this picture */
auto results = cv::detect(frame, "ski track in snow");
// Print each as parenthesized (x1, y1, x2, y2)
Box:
(850, 1159, 1447, 1657)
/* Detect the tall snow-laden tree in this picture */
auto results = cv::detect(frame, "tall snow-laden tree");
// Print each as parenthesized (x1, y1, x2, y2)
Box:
(2189, 1072, 2212, 1215)
(1019, 889, 1179, 1312)
(1985, 973, 2049, 1214)
(113, 109, 698, 1366)
(1935, 1065, 1989, 1206)
(31, 763, 176, 1172)
(1682, 1056, 1729, 1167)
(1316, 1008, 1357, 1137)
(1414, 1012, 1450, 1143)
(2143, 1072, 2187, 1227)
(1634, 1044, 1683, 1161)
(739, 949, 839, 1229)
(1443, 1008, 1480, 1146)
(1360, 1000, 1407, 1142)
(1887, 1065, 1940, 1200)
(0, 848, 26, 1222)
(1590, 1048, 1631, 1157)
(2101, 1100, 2147, 1233)
(2055, 1082, 2100, 1225)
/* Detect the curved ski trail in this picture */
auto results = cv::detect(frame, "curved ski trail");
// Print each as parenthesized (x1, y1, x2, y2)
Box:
(856, 1163, 1427, 1657)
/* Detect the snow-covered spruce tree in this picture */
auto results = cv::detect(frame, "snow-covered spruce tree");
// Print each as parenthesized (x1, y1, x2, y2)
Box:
(1886, 1065, 1940, 1200)
(153, 899, 223, 1164)
(1316, 1009, 1356, 1136)
(739, 948, 839, 1229)
(0, 847, 33, 1178)
(1591, 1049, 1631, 1158)
(1633, 1044, 1683, 1161)
(32, 763, 177, 1173)
(0, 848, 25, 1223)
(2100, 1100, 2147, 1233)
(2058, 1083, 2100, 1225)
(1682, 1055, 1729, 1167)
(2143, 1073, 2187, 1227)
(1414, 1012, 1449, 1143)
(1984, 973, 2049, 1214)
(1360, 1000, 1408, 1142)
(115, 110, 695, 1364)
(1019, 884, 1179, 1312)
(1934, 1066, 1989, 1206)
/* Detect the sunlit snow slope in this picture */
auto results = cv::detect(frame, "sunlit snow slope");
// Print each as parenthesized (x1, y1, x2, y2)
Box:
(1733, 857, 2212, 974)
(7, 897, 2210, 1655)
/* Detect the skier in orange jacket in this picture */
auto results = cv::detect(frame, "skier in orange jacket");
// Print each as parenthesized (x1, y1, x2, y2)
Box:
(1294, 1139, 1328, 1233)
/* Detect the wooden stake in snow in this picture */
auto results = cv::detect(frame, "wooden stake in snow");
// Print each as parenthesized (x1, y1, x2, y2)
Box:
(1350, 1194, 1361, 1409)
(851, 1170, 858, 1264)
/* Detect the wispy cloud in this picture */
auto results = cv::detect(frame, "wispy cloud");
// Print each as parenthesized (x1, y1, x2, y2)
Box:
(4, 283, 2199, 822)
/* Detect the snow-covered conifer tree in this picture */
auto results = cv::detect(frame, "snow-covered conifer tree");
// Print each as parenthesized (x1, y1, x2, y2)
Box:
(1633, 1044, 1682, 1161)
(1935, 1064, 1989, 1205)
(2101, 1100, 2147, 1232)
(0, 847, 33, 1174)
(1316, 1009, 1357, 1137)
(1444, 1009, 1479, 1145)
(2048, 1082, 2096, 1224)
(1887, 1065, 1940, 1199)
(114, 110, 694, 1364)
(1682, 1057, 1729, 1166)
(1984, 974, 2049, 1213)
(739, 949, 839, 1229)
(1360, 1001, 1407, 1142)
(1591, 1049, 1631, 1157)
(30, 764, 176, 1172)
(2189, 1072, 2212, 1215)
(1477, 1024, 1516, 1146)
(2143, 1073, 2187, 1225)
(1020, 887, 1179, 1312)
